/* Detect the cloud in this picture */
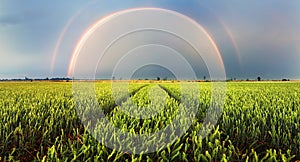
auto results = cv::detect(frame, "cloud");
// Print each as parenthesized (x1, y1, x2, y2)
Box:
(0, 15, 23, 26)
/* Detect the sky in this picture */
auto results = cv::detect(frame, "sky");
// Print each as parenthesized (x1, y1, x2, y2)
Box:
(0, 0, 300, 80)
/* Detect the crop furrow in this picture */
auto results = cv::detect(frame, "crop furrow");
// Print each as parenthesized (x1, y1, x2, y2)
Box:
(102, 84, 150, 115)
(158, 84, 181, 104)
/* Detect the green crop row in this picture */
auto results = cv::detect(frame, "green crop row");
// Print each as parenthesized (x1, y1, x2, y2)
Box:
(0, 82, 299, 161)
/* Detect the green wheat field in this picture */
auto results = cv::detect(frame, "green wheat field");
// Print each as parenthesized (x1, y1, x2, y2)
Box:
(0, 81, 299, 161)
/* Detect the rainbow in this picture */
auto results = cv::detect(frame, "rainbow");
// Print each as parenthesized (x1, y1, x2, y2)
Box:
(67, 7, 225, 77)
(50, 0, 97, 75)
(219, 20, 241, 65)
(50, 14, 79, 75)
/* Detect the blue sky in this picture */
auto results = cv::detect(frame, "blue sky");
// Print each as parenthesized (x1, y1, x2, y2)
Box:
(0, 0, 299, 79)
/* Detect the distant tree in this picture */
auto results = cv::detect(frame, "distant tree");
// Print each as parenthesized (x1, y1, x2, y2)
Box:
(257, 76, 261, 81)
(112, 76, 115, 80)
(157, 77, 160, 81)
(25, 76, 33, 82)
(203, 76, 206, 81)
(228, 78, 231, 81)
